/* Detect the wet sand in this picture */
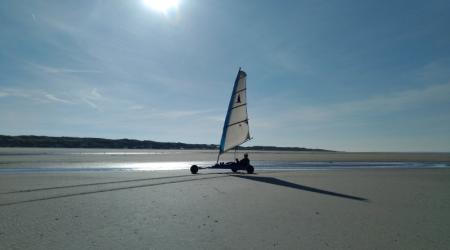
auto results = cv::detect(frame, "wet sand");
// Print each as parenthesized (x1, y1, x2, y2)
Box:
(1, 148, 449, 169)
(1, 168, 449, 249)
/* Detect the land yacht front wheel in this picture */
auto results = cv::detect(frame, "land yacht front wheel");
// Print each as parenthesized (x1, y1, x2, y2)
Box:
(190, 165, 199, 174)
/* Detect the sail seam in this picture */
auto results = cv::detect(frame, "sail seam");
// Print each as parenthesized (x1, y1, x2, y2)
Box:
(231, 103, 246, 110)
(235, 88, 246, 95)
(227, 138, 252, 151)
(227, 119, 248, 128)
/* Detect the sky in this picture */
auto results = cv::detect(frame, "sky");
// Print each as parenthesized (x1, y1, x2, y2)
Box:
(1, 0, 450, 152)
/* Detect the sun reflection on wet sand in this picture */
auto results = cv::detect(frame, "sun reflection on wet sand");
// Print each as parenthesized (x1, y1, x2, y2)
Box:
(121, 161, 210, 171)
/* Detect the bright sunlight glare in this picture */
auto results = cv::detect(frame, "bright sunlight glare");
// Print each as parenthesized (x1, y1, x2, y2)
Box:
(142, 0, 180, 14)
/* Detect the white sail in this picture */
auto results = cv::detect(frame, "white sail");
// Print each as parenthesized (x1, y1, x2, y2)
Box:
(219, 68, 251, 154)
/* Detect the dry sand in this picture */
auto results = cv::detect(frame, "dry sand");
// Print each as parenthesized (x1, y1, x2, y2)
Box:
(1, 168, 449, 250)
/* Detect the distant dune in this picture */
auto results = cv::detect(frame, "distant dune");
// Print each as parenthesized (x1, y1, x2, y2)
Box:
(0, 135, 331, 151)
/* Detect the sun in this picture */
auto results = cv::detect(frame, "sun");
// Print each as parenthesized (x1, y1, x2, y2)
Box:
(143, 0, 180, 14)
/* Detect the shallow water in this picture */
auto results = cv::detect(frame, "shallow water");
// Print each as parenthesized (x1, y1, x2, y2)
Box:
(0, 148, 449, 173)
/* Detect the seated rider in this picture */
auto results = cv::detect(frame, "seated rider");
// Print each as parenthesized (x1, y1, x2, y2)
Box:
(238, 153, 250, 167)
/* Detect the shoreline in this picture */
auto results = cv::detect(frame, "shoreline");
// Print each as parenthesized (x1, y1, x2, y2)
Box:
(1, 162, 450, 174)
(1, 148, 450, 165)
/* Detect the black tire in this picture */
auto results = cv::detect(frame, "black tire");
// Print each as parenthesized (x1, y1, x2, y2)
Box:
(190, 165, 199, 174)
(246, 165, 254, 174)
(231, 164, 238, 173)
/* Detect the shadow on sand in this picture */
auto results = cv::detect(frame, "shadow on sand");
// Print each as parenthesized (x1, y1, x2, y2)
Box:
(233, 175, 368, 202)
(0, 174, 228, 207)
(0, 172, 228, 195)
(0, 172, 368, 207)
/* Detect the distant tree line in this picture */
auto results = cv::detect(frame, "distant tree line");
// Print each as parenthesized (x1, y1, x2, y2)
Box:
(0, 135, 331, 151)
(239, 145, 330, 152)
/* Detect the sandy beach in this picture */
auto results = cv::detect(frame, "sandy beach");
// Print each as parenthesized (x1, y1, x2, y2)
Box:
(1, 168, 449, 250)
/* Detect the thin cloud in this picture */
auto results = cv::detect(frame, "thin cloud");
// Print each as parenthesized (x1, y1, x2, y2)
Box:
(335, 82, 450, 114)
(129, 105, 144, 110)
(159, 109, 213, 119)
(89, 88, 102, 99)
(0, 89, 31, 99)
(149, 74, 196, 91)
(31, 63, 101, 74)
(81, 98, 100, 110)
(286, 82, 450, 124)
(205, 115, 224, 123)
(80, 88, 104, 111)
(0, 88, 74, 104)
(44, 93, 73, 104)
